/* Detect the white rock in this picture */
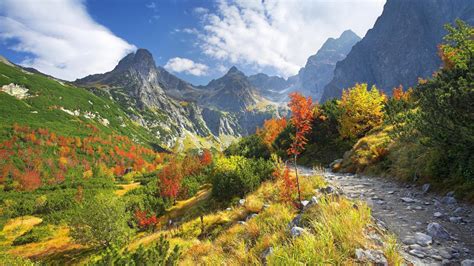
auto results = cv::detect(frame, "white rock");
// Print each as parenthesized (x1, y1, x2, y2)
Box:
(1, 83, 30, 99)
(355, 249, 388, 265)
(449, 217, 462, 223)
(238, 199, 246, 206)
(310, 196, 319, 205)
(434, 212, 443, 218)
(301, 200, 310, 207)
(409, 249, 426, 258)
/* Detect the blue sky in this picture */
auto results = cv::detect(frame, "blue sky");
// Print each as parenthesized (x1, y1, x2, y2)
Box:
(0, 0, 385, 85)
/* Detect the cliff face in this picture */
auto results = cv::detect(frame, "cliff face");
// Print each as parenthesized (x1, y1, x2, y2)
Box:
(321, 0, 474, 101)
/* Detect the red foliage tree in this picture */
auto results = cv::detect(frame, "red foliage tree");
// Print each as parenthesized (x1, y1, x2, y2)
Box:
(287, 92, 314, 207)
(134, 209, 158, 230)
(19, 169, 42, 191)
(158, 162, 183, 203)
(200, 149, 213, 166)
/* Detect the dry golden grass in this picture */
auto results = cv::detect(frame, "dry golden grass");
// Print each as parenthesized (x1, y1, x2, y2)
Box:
(1, 216, 43, 244)
(114, 182, 141, 196)
(7, 226, 82, 260)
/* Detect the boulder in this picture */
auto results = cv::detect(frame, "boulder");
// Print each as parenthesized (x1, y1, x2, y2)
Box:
(449, 217, 462, 223)
(310, 196, 319, 205)
(461, 259, 474, 266)
(260, 247, 273, 263)
(433, 212, 443, 218)
(238, 199, 246, 206)
(246, 213, 258, 221)
(414, 232, 432, 246)
(427, 222, 450, 239)
(301, 200, 310, 208)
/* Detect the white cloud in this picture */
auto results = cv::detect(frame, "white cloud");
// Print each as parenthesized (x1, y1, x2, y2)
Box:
(193, 7, 209, 15)
(164, 57, 209, 76)
(196, 0, 385, 77)
(0, 0, 136, 81)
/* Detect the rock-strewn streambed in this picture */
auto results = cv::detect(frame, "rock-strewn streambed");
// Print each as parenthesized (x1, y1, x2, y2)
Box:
(298, 167, 474, 265)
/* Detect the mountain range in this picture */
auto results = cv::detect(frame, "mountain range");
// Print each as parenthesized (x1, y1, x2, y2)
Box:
(2, 0, 471, 151)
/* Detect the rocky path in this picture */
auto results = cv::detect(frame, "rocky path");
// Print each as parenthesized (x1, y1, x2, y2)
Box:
(298, 167, 474, 265)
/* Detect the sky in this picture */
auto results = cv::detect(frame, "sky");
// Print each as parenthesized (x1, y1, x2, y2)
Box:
(0, 0, 386, 85)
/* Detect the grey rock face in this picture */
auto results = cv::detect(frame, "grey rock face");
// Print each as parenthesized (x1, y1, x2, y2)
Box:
(462, 259, 474, 266)
(321, 0, 474, 101)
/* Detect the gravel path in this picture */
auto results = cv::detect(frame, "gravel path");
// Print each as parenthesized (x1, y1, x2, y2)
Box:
(298, 167, 474, 265)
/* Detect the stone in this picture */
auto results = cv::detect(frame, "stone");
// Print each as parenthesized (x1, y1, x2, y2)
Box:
(402, 237, 416, 245)
(237, 221, 246, 225)
(238, 199, 246, 206)
(310, 196, 319, 205)
(453, 207, 463, 215)
(321, 186, 335, 194)
(434, 212, 443, 218)
(431, 254, 443, 261)
(290, 226, 305, 237)
(461, 259, 474, 266)
(263, 204, 270, 209)
(414, 232, 432, 246)
(288, 214, 302, 229)
(226, 207, 232, 211)
(439, 249, 452, 259)
(401, 197, 415, 203)
(387, 191, 395, 194)
(415, 206, 423, 210)
(449, 217, 462, 223)
(246, 213, 258, 221)
(427, 222, 450, 239)
(409, 249, 426, 258)
(446, 191, 455, 197)
(260, 247, 273, 262)
(441, 196, 457, 204)
(422, 183, 430, 194)
(301, 200, 310, 208)
(355, 249, 388, 265)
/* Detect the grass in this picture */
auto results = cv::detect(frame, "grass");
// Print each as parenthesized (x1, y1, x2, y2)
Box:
(114, 182, 141, 197)
(125, 171, 401, 265)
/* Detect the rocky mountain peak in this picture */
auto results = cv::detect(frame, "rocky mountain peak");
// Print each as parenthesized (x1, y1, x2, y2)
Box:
(113, 48, 156, 75)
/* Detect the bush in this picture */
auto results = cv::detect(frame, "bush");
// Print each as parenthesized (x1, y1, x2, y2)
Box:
(12, 225, 52, 246)
(94, 235, 180, 265)
(69, 193, 132, 248)
(224, 135, 271, 160)
(211, 156, 274, 201)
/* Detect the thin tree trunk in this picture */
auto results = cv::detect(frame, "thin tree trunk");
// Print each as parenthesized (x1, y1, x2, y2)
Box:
(294, 154, 302, 209)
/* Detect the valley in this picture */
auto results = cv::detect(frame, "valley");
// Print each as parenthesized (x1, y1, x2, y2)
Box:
(0, 0, 473, 265)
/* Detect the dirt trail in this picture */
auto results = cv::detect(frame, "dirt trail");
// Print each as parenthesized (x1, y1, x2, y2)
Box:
(298, 167, 474, 265)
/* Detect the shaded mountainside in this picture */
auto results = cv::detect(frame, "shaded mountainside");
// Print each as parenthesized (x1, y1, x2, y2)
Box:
(296, 30, 360, 101)
(75, 49, 279, 149)
(248, 30, 360, 102)
(321, 0, 474, 101)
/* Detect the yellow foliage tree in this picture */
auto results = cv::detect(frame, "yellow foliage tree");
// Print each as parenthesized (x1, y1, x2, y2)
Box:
(338, 83, 386, 139)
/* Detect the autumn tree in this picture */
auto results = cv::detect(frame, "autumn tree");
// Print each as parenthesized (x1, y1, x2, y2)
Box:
(158, 161, 183, 204)
(338, 83, 386, 139)
(287, 92, 314, 207)
(200, 149, 213, 166)
(257, 118, 288, 148)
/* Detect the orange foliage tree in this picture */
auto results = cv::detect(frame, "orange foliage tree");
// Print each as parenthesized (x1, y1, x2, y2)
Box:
(287, 92, 314, 207)
(257, 118, 287, 148)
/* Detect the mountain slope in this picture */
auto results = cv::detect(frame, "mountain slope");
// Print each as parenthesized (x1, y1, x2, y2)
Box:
(321, 0, 474, 101)
(0, 60, 165, 150)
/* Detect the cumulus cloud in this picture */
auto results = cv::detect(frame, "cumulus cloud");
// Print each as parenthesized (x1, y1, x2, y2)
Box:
(196, 0, 385, 77)
(0, 0, 136, 81)
(164, 57, 209, 76)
